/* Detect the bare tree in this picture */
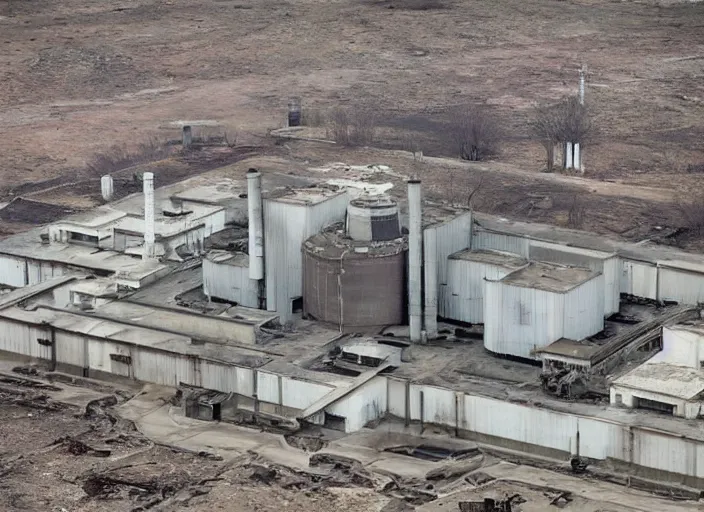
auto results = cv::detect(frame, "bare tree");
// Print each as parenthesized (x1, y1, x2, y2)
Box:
(679, 192, 704, 238)
(327, 106, 377, 147)
(531, 96, 591, 172)
(449, 106, 501, 161)
(567, 195, 586, 229)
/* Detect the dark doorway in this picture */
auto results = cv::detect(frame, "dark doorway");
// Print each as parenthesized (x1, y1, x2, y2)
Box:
(212, 403, 222, 421)
(635, 397, 674, 415)
(323, 412, 346, 431)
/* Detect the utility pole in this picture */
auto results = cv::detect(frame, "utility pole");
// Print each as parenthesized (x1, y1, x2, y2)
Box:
(579, 65, 586, 105)
(575, 64, 587, 173)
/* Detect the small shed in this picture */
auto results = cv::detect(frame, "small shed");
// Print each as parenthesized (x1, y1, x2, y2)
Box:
(611, 362, 704, 419)
(444, 249, 527, 324)
(484, 262, 604, 359)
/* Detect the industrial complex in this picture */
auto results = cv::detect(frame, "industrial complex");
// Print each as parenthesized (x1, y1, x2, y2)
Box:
(3, 155, 704, 500)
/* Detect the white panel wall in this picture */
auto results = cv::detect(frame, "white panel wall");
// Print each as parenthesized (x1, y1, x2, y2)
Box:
(55, 331, 86, 368)
(633, 429, 695, 476)
(409, 384, 456, 425)
(651, 327, 704, 369)
(87, 338, 119, 373)
(426, 213, 473, 318)
(621, 260, 657, 299)
(603, 256, 620, 315)
(388, 378, 407, 419)
(325, 377, 387, 433)
(563, 274, 605, 341)
(132, 349, 194, 387)
(471, 230, 529, 257)
(658, 267, 704, 305)
(0, 319, 52, 359)
(257, 371, 280, 404)
(444, 259, 519, 323)
(203, 258, 259, 308)
(484, 281, 564, 359)
(265, 193, 348, 322)
(0, 255, 26, 287)
(200, 361, 254, 395)
(281, 377, 334, 410)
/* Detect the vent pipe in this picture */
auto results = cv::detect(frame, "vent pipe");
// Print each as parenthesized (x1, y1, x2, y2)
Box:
(247, 169, 264, 280)
(100, 175, 114, 202)
(143, 172, 156, 260)
(408, 180, 422, 343)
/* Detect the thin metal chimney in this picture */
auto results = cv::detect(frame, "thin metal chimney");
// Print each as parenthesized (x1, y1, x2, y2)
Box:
(143, 172, 156, 260)
(407, 180, 422, 343)
(247, 169, 264, 280)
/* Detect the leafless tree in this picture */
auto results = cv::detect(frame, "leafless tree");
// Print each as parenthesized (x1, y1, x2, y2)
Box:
(531, 96, 591, 172)
(327, 106, 377, 147)
(679, 192, 704, 237)
(85, 138, 170, 177)
(567, 195, 586, 229)
(449, 106, 501, 161)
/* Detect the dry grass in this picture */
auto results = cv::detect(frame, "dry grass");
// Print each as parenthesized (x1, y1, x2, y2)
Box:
(448, 106, 502, 161)
(84, 138, 171, 177)
(326, 107, 378, 147)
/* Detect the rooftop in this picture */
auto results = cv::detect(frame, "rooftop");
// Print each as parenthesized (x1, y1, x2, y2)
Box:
(0, 229, 170, 283)
(54, 207, 127, 229)
(499, 261, 599, 293)
(665, 320, 704, 336)
(204, 250, 249, 267)
(613, 362, 704, 400)
(303, 224, 406, 259)
(264, 186, 346, 205)
(449, 249, 528, 270)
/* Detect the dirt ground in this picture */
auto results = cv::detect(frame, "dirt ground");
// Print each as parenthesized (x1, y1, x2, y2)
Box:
(1, 0, 703, 205)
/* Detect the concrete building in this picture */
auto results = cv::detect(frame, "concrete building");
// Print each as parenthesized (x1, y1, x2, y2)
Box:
(264, 188, 349, 323)
(484, 262, 605, 359)
(611, 321, 704, 419)
(202, 251, 259, 308)
(444, 249, 528, 324)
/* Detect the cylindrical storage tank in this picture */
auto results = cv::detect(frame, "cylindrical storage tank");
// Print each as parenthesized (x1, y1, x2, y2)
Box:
(288, 97, 302, 127)
(303, 226, 406, 333)
(346, 195, 401, 242)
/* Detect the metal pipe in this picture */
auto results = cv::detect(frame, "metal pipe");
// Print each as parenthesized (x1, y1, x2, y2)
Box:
(142, 172, 156, 260)
(407, 180, 422, 343)
(574, 143, 581, 172)
(579, 66, 586, 105)
(423, 228, 438, 339)
(565, 142, 573, 169)
(247, 169, 264, 280)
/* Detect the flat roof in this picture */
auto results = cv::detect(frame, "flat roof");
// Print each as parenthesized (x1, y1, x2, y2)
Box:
(0, 228, 170, 280)
(665, 320, 704, 337)
(499, 261, 598, 293)
(449, 249, 527, 270)
(205, 250, 249, 267)
(54, 207, 127, 229)
(613, 362, 704, 400)
(264, 187, 346, 205)
(69, 278, 118, 298)
(172, 182, 247, 205)
(536, 338, 600, 361)
(474, 212, 704, 269)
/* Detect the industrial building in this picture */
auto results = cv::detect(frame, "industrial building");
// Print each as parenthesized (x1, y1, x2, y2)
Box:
(6, 160, 704, 487)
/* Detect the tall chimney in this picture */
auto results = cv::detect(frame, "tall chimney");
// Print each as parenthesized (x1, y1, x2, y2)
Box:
(247, 169, 264, 280)
(143, 172, 156, 260)
(423, 227, 438, 339)
(407, 180, 422, 343)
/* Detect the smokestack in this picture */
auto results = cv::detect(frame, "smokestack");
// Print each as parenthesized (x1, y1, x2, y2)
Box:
(247, 169, 264, 280)
(408, 180, 422, 343)
(143, 172, 156, 260)
(100, 175, 114, 202)
(423, 227, 438, 339)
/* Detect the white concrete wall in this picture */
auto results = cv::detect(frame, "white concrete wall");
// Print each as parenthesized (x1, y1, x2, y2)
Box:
(0, 255, 26, 287)
(621, 259, 658, 300)
(444, 258, 519, 323)
(484, 280, 565, 359)
(203, 258, 259, 308)
(652, 327, 704, 369)
(471, 230, 529, 257)
(659, 266, 704, 305)
(426, 213, 473, 318)
(325, 376, 388, 433)
(563, 274, 605, 341)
